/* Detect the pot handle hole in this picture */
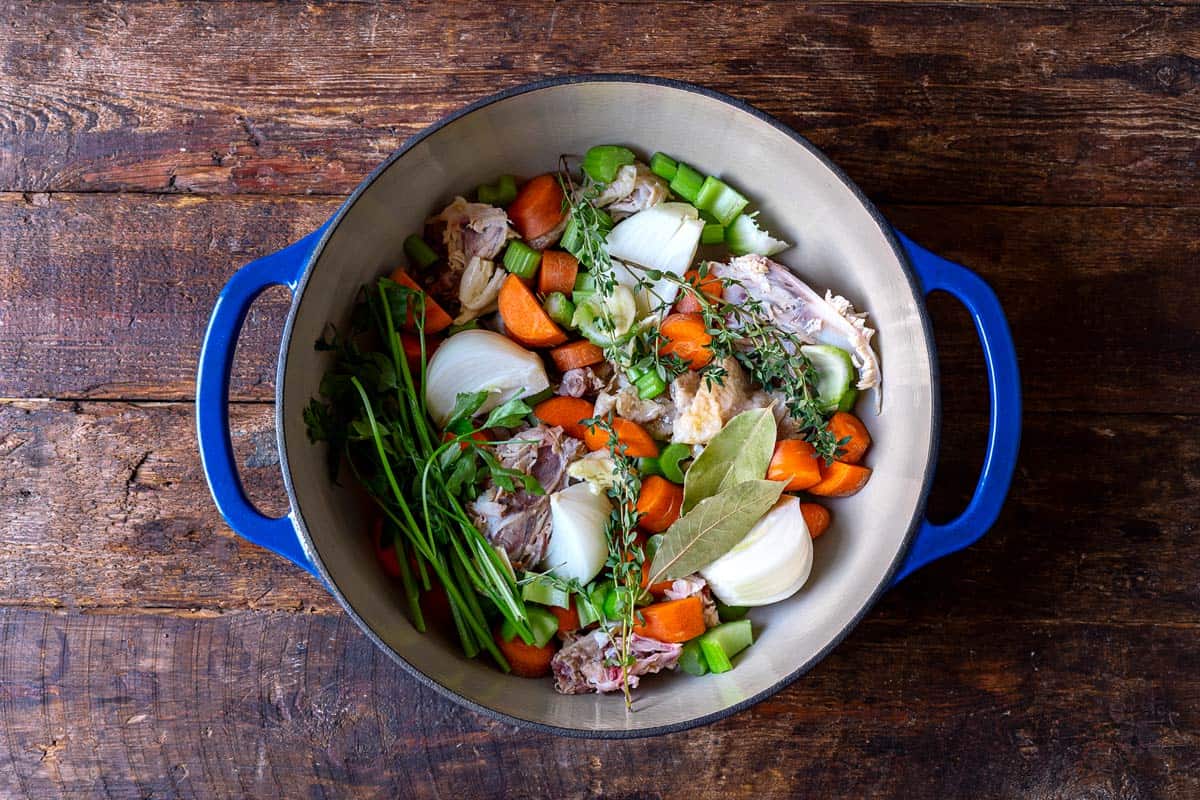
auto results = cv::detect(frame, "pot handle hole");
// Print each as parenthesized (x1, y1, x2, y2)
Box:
(890, 232, 1021, 584)
(196, 224, 331, 576)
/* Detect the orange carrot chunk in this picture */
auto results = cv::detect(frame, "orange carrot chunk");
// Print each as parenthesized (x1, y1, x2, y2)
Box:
(658, 312, 714, 369)
(497, 273, 568, 347)
(631, 596, 707, 643)
(800, 502, 831, 538)
(582, 416, 659, 458)
(538, 250, 580, 296)
(507, 174, 566, 241)
(549, 340, 605, 372)
(387, 268, 453, 333)
(640, 560, 676, 597)
(548, 601, 580, 635)
(533, 396, 594, 441)
(674, 269, 724, 314)
(494, 628, 558, 678)
(807, 461, 872, 497)
(636, 476, 685, 533)
(828, 411, 871, 465)
(399, 332, 440, 375)
(766, 439, 823, 491)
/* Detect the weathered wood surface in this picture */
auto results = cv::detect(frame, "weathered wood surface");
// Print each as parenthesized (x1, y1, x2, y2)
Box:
(1, 2, 1198, 204)
(3, 193, 1198, 414)
(0, 607, 1194, 800)
(1, 0, 1198, 797)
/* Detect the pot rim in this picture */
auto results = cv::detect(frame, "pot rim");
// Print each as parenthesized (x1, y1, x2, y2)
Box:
(275, 73, 941, 739)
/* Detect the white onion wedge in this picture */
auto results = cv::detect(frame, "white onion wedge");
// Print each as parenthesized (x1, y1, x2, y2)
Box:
(543, 481, 612, 584)
(424, 329, 549, 426)
(606, 202, 704, 310)
(699, 495, 813, 606)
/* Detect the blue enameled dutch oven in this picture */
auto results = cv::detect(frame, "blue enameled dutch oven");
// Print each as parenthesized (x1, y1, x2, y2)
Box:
(196, 76, 1020, 737)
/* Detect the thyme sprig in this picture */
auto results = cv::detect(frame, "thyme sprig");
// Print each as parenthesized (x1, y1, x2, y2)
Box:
(581, 415, 645, 709)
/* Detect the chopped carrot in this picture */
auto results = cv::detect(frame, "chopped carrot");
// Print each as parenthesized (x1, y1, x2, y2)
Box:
(674, 269, 724, 314)
(441, 429, 489, 452)
(498, 273, 568, 347)
(582, 416, 659, 458)
(766, 439, 822, 491)
(800, 502, 831, 538)
(636, 476, 684, 533)
(807, 460, 872, 497)
(828, 411, 871, 465)
(420, 582, 454, 632)
(640, 560, 676, 597)
(549, 340, 604, 372)
(632, 596, 707, 643)
(658, 312, 714, 369)
(387, 268, 453, 333)
(538, 250, 579, 295)
(494, 627, 558, 678)
(533, 396, 594, 441)
(507, 173, 566, 241)
(548, 601, 580, 635)
(400, 332, 440, 375)
(371, 518, 402, 578)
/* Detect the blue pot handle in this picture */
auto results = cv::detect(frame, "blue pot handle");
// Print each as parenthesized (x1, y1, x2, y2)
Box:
(891, 232, 1021, 584)
(196, 223, 331, 575)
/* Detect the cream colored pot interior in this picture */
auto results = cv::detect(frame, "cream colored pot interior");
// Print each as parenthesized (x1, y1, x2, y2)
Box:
(279, 80, 935, 735)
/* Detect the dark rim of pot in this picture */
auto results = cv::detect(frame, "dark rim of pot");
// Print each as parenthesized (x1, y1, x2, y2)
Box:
(275, 73, 941, 739)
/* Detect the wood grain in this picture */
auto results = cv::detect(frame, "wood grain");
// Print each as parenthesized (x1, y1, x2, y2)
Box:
(0, 2, 1198, 204)
(0, 607, 1194, 799)
(3, 192, 1198, 414)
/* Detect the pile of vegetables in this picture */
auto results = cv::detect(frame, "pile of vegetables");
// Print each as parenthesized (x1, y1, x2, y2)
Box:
(305, 145, 878, 704)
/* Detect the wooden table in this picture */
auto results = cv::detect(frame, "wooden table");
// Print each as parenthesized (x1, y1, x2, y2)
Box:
(1, 2, 1197, 797)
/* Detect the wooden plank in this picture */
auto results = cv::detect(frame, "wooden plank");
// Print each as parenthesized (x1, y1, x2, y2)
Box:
(3, 193, 1198, 412)
(0, 606, 1194, 799)
(1, 2, 1198, 204)
(1, 401, 1196, 628)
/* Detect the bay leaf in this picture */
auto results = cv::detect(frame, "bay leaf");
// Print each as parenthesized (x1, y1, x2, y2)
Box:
(682, 407, 777, 513)
(648, 478, 786, 582)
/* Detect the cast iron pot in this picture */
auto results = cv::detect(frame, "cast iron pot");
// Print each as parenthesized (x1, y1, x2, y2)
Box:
(197, 76, 1021, 737)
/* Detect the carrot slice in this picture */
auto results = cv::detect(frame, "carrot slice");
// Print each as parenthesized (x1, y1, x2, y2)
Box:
(533, 396, 594, 440)
(582, 416, 659, 458)
(674, 269, 724, 314)
(828, 411, 871, 465)
(371, 518, 402, 578)
(498, 273, 568, 347)
(399, 332, 440, 375)
(387, 268, 453, 333)
(636, 475, 685, 533)
(538, 250, 579, 296)
(494, 628, 558, 678)
(640, 560, 676, 597)
(507, 174, 566, 241)
(766, 439, 822, 491)
(549, 340, 604, 372)
(548, 601, 580, 635)
(807, 461, 872, 497)
(800, 502, 831, 538)
(658, 312, 713, 369)
(631, 596, 707, 643)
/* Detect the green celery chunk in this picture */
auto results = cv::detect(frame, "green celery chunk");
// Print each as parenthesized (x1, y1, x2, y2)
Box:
(670, 163, 705, 203)
(715, 598, 749, 622)
(503, 240, 542, 279)
(701, 223, 726, 245)
(634, 370, 667, 400)
(477, 174, 518, 207)
(657, 443, 690, 484)
(521, 575, 570, 609)
(403, 235, 438, 270)
(697, 619, 753, 673)
(542, 292, 576, 328)
(502, 605, 559, 648)
(637, 456, 665, 479)
(679, 639, 709, 676)
(583, 145, 636, 183)
(695, 176, 749, 226)
(650, 152, 678, 181)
